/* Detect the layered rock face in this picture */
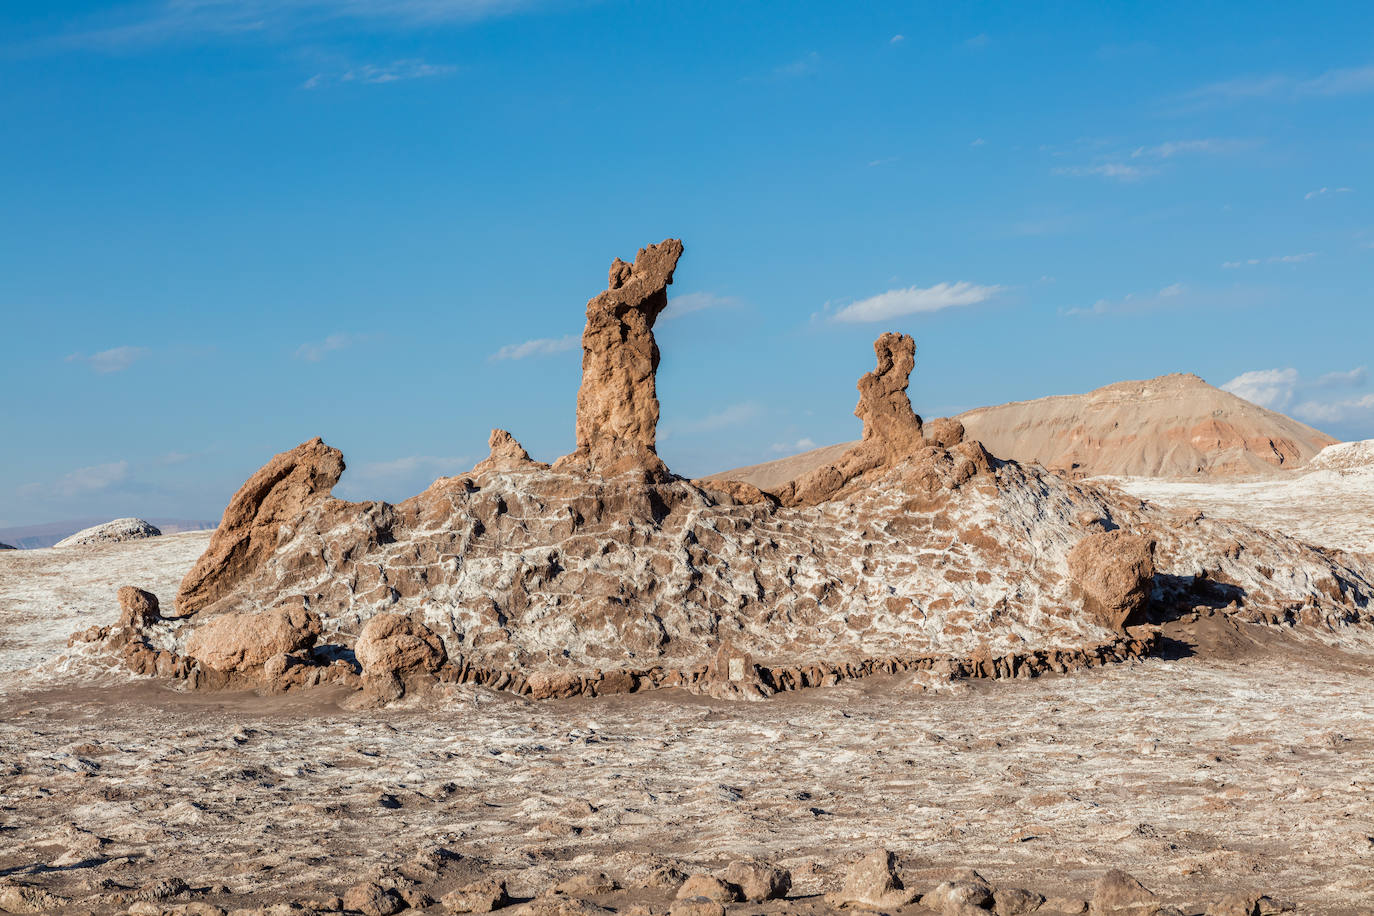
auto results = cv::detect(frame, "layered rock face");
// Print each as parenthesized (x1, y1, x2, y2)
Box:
(557, 239, 684, 477)
(96, 239, 1374, 701)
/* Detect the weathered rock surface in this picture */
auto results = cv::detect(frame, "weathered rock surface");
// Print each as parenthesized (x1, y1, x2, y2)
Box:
(1092, 869, 1159, 912)
(176, 437, 344, 616)
(473, 429, 548, 476)
(720, 860, 790, 902)
(54, 518, 161, 548)
(1067, 530, 1157, 630)
(556, 238, 683, 477)
(184, 601, 322, 672)
(675, 874, 740, 904)
(117, 585, 160, 629)
(442, 877, 511, 913)
(826, 848, 919, 909)
(856, 332, 924, 459)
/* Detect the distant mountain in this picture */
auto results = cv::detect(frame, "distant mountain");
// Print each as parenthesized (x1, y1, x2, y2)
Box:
(708, 372, 1337, 488)
(0, 517, 216, 550)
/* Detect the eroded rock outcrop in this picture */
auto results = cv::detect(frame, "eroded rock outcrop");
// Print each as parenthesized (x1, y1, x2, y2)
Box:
(556, 239, 684, 477)
(55, 518, 161, 548)
(117, 586, 160, 629)
(472, 429, 547, 476)
(184, 601, 322, 672)
(1067, 530, 1157, 630)
(856, 332, 924, 459)
(176, 437, 344, 616)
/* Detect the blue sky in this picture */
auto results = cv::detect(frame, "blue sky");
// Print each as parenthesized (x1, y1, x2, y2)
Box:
(2, 1, 1372, 527)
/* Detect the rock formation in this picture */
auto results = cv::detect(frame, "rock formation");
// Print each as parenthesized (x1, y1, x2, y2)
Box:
(117, 586, 160, 629)
(54, 518, 161, 548)
(826, 849, 918, 909)
(86, 239, 1374, 703)
(176, 437, 344, 617)
(556, 238, 684, 477)
(0, 542, 15, 550)
(1067, 530, 1157, 630)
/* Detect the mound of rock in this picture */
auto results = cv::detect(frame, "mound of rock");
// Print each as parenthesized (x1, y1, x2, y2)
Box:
(80, 239, 1374, 701)
(54, 518, 161, 548)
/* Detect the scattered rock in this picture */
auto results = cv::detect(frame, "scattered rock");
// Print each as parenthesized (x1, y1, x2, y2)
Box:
(720, 860, 790, 902)
(0, 882, 71, 913)
(994, 886, 1046, 916)
(54, 518, 161, 548)
(556, 238, 684, 477)
(1042, 898, 1088, 915)
(668, 900, 725, 916)
(1205, 893, 1288, 916)
(176, 437, 345, 616)
(1067, 530, 1157, 630)
(442, 877, 511, 913)
(184, 601, 322, 673)
(1091, 869, 1158, 913)
(117, 586, 161, 629)
(825, 848, 919, 909)
(343, 880, 404, 916)
(921, 869, 993, 914)
(674, 875, 740, 904)
(554, 873, 619, 897)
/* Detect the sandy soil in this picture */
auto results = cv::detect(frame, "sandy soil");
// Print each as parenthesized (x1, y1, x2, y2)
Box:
(3, 535, 1374, 914)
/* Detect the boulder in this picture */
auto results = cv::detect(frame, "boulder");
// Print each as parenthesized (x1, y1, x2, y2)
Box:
(668, 900, 725, 916)
(176, 437, 344, 616)
(343, 881, 404, 916)
(674, 875, 740, 904)
(1067, 531, 1157, 630)
(720, 860, 790, 902)
(355, 613, 447, 677)
(184, 602, 322, 673)
(1091, 870, 1158, 912)
(1204, 893, 1286, 916)
(922, 870, 994, 914)
(117, 586, 160, 629)
(54, 518, 161, 548)
(824, 848, 919, 909)
(441, 877, 511, 914)
(556, 239, 684, 477)
(855, 332, 924, 460)
(925, 416, 967, 449)
(994, 887, 1045, 916)
(553, 873, 619, 896)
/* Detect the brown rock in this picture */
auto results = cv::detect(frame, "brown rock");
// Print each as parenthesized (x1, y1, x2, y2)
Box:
(554, 873, 619, 897)
(441, 877, 511, 914)
(557, 239, 684, 477)
(343, 881, 404, 916)
(355, 613, 448, 696)
(1042, 898, 1088, 915)
(1092, 870, 1158, 913)
(855, 332, 924, 460)
(701, 643, 773, 700)
(117, 586, 160, 629)
(924, 417, 966, 449)
(474, 429, 547, 476)
(184, 602, 322, 673)
(994, 887, 1046, 916)
(1067, 531, 1157, 630)
(922, 870, 993, 914)
(824, 848, 919, 909)
(1204, 894, 1287, 916)
(720, 860, 790, 902)
(674, 875, 740, 904)
(177, 437, 344, 616)
(668, 901, 725, 916)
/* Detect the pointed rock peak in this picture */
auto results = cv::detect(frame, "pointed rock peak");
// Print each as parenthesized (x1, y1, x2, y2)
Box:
(557, 238, 685, 478)
(473, 429, 546, 475)
(855, 332, 924, 460)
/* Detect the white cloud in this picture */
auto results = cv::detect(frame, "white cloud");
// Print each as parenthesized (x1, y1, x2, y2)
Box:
(1222, 365, 1371, 424)
(662, 291, 738, 320)
(66, 346, 149, 373)
(1305, 187, 1354, 200)
(490, 333, 579, 361)
(304, 58, 455, 89)
(1182, 64, 1374, 107)
(1130, 138, 1248, 158)
(295, 332, 367, 362)
(1221, 368, 1300, 409)
(770, 437, 817, 453)
(1221, 252, 1317, 268)
(831, 281, 1001, 323)
(1052, 163, 1152, 181)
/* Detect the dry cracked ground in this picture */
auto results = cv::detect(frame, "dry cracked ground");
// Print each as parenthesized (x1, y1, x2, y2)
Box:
(3, 527, 1374, 915)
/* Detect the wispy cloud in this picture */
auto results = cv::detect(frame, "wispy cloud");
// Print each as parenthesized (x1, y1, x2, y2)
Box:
(1182, 64, 1374, 107)
(660, 403, 762, 440)
(774, 51, 820, 78)
(830, 282, 1002, 323)
(304, 58, 454, 89)
(1222, 365, 1371, 424)
(294, 332, 369, 362)
(1062, 282, 1185, 317)
(65, 345, 150, 374)
(1052, 162, 1153, 181)
(770, 437, 816, 453)
(1305, 186, 1354, 200)
(1130, 138, 1250, 159)
(490, 333, 578, 361)
(20, 460, 131, 499)
(349, 454, 472, 479)
(662, 291, 738, 320)
(43, 0, 539, 51)
(1221, 252, 1317, 268)
(889, 35, 904, 45)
